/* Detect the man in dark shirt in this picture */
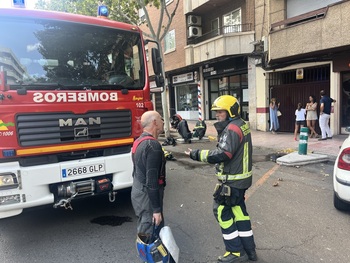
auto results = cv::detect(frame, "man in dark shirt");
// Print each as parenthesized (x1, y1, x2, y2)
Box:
(319, 90, 336, 140)
(131, 111, 165, 237)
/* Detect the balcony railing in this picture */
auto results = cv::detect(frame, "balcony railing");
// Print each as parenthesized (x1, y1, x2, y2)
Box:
(188, 23, 252, 45)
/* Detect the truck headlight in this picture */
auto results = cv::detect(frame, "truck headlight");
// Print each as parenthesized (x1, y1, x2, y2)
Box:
(0, 173, 19, 190)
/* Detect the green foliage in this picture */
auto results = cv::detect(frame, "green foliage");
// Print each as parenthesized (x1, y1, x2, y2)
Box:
(35, 1, 177, 38)
(35, 0, 140, 24)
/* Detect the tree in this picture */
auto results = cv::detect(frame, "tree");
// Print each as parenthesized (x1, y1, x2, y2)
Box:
(35, 0, 139, 23)
(136, 0, 180, 138)
(35, 0, 180, 138)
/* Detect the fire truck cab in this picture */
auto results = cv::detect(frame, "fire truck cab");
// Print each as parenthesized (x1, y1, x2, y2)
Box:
(0, 7, 162, 218)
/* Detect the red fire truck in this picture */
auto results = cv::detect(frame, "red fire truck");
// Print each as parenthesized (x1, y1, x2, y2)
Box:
(0, 7, 163, 218)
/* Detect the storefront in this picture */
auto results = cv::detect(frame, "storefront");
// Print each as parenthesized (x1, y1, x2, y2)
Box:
(170, 71, 199, 120)
(203, 57, 249, 120)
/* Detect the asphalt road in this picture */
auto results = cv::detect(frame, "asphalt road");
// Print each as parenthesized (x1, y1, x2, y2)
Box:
(0, 141, 349, 263)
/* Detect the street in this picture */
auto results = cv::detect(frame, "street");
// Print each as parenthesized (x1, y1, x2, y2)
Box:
(0, 141, 350, 263)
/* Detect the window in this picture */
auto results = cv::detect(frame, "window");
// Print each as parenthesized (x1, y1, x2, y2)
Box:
(0, 16, 144, 89)
(209, 73, 248, 120)
(164, 29, 175, 53)
(165, 0, 173, 5)
(223, 8, 241, 33)
(176, 85, 198, 111)
(211, 18, 219, 35)
(287, 0, 342, 18)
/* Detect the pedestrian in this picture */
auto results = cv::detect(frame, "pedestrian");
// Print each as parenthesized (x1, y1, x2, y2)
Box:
(131, 111, 166, 240)
(269, 98, 280, 134)
(305, 95, 319, 138)
(185, 95, 257, 263)
(318, 90, 336, 141)
(294, 102, 306, 141)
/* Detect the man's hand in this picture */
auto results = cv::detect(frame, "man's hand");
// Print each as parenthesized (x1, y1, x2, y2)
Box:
(185, 148, 200, 161)
(153, 212, 162, 226)
(184, 148, 192, 156)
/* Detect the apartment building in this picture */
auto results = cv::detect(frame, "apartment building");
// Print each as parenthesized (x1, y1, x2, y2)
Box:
(252, 0, 350, 134)
(141, 0, 255, 121)
(0, 47, 28, 84)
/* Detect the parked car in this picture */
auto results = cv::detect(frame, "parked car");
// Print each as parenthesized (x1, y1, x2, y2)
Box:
(333, 127, 350, 210)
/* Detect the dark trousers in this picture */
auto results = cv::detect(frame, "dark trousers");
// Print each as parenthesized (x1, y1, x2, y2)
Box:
(131, 178, 164, 237)
(213, 188, 256, 253)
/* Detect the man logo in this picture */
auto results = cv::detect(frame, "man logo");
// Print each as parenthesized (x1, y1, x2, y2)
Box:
(74, 127, 89, 137)
(59, 117, 101, 127)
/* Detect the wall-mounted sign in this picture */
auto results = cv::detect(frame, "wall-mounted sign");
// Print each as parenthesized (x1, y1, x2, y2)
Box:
(296, 68, 304, 80)
(202, 57, 246, 78)
(172, 72, 194, 84)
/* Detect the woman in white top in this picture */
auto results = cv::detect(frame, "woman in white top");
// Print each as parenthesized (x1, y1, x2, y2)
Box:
(305, 95, 319, 138)
(294, 102, 306, 141)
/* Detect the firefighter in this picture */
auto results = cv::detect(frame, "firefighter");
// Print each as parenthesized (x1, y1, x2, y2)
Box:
(170, 114, 192, 143)
(185, 95, 257, 262)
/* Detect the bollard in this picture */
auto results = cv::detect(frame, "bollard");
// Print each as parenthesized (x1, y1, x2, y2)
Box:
(298, 127, 309, 155)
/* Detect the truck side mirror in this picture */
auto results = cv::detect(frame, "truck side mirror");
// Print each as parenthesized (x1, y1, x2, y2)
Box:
(151, 48, 162, 76)
(155, 75, 164, 88)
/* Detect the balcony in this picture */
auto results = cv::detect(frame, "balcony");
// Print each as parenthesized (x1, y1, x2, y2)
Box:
(184, 0, 232, 14)
(269, 1, 350, 62)
(185, 24, 254, 65)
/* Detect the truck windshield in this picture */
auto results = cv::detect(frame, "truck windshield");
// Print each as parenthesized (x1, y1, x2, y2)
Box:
(0, 16, 145, 90)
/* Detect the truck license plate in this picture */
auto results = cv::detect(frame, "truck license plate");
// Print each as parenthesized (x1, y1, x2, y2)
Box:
(62, 164, 105, 178)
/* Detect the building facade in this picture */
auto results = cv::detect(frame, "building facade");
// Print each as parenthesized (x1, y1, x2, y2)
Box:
(141, 0, 255, 122)
(252, 0, 350, 134)
(180, 0, 255, 121)
(143, 0, 350, 135)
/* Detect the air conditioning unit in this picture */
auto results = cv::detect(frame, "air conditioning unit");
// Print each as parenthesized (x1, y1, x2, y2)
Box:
(187, 15, 202, 26)
(188, 26, 202, 38)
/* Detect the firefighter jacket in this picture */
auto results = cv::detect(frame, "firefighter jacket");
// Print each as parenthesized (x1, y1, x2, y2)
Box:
(189, 117, 252, 189)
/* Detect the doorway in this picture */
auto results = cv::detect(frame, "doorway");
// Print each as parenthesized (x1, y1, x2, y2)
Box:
(341, 72, 350, 129)
(269, 65, 330, 132)
(208, 73, 248, 120)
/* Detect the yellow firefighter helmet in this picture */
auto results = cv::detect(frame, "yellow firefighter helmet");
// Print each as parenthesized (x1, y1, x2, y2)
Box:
(211, 95, 240, 118)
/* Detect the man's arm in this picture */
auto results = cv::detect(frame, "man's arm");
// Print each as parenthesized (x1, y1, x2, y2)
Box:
(145, 143, 163, 217)
(320, 102, 324, 115)
(187, 147, 231, 163)
(186, 123, 241, 163)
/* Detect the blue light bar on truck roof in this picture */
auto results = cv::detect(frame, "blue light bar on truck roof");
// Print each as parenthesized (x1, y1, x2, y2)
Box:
(13, 0, 25, 8)
(97, 5, 109, 17)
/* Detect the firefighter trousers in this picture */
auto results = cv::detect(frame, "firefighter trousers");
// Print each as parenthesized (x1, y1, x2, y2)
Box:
(213, 188, 256, 253)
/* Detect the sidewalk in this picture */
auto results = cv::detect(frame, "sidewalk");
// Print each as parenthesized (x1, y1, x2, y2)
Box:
(183, 120, 347, 161)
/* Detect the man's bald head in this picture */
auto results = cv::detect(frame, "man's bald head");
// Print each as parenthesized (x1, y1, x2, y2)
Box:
(141, 111, 160, 128)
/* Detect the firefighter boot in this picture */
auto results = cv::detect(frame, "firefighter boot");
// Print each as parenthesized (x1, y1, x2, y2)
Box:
(217, 251, 248, 263)
(245, 250, 257, 261)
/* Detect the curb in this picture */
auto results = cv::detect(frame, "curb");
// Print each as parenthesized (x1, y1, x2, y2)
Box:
(276, 152, 330, 166)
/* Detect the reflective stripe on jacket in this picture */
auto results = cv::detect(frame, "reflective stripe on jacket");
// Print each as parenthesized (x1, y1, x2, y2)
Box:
(198, 118, 252, 189)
